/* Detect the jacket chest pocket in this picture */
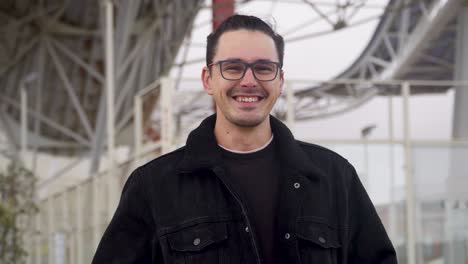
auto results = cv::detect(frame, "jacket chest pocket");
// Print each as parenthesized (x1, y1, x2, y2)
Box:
(296, 221, 342, 264)
(163, 221, 229, 264)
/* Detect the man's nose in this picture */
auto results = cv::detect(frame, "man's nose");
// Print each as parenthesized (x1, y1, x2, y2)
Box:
(240, 66, 257, 87)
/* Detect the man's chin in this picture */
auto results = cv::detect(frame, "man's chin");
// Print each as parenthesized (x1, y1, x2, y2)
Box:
(228, 116, 266, 128)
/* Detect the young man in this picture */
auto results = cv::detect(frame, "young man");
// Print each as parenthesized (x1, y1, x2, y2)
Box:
(93, 15, 397, 263)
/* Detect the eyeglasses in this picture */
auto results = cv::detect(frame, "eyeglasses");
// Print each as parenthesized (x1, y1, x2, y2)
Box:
(207, 59, 282, 81)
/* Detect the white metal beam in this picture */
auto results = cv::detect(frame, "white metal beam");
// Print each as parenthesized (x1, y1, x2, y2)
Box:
(115, 0, 141, 68)
(402, 82, 416, 264)
(104, 0, 118, 221)
(369, 56, 390, 68)
(116, 13, 164, 79)
(0, 95, 91, 146)
(398, 0, 410, 51)
(20, 84, 27, 164)
(51, 39, 105, 83)
(38, 153, 89, 190)
(379, 0, 464, 80)
(420, 53, 454, 70)
(383, 33, 397, 60)
(0, 37, 39, 78)
(45, 38, 94, 139)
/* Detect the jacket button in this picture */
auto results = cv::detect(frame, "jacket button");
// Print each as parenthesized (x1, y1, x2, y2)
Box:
(245, 226, 249, 233)
(318, 236, 326, 244)
(284, 233, 291, 240)
(293, 182, 301, 189)
(193, 238, 201, 246)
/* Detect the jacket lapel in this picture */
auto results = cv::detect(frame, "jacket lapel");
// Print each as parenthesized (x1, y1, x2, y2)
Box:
(177, 114, 222, 172)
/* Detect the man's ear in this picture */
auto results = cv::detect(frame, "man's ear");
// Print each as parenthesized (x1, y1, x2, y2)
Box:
(202, 67, 213, 95)
(278, 69, 285, 95)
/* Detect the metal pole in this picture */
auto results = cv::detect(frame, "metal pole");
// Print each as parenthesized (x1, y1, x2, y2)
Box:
(134, 95, 143, 166)
(402, 82, 416, 264)
(25, 216, 32, 264)
(35, 209, 42, 264)
(76, 185, 83, 264)
(104, 0, 118, 222)
(363, 137, 369, 190)
(21, 85, 27, 164)
(47, 198, 54, 264)
(21, 84, 29, 261)
(388, 94, 397, 242)
(448, 6, 468, 264)
(33, 39, 45, 176)
(286, 81, 295, 131)
(160, 77, 174, 154)
(46, 39, 94, 139)
(61, 191, 71, 264)
(91, 176, 101, 252)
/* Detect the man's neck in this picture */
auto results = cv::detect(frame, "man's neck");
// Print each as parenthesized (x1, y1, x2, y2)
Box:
(214, 116, 272, 152)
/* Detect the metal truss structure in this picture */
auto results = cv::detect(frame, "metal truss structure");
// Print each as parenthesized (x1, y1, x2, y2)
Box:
(0, 0, 390, 177)
(0, 0, 203, 171)
(290, 0, 465, 120)
(0, 0, 466, 175)
(162, 0, 465, 126)
(1, 1, 467, 263)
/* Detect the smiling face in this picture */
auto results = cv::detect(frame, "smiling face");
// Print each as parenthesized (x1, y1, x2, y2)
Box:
(202, 30, 284, 129)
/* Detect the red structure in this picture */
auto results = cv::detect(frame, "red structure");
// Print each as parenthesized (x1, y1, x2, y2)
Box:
(212, 0, 234, 30)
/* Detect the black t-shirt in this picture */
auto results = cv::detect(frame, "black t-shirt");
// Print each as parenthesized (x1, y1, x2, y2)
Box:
(220, 138, 280, 264)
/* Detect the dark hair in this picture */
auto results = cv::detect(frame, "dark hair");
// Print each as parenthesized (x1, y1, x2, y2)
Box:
(206, 14, 284, 67)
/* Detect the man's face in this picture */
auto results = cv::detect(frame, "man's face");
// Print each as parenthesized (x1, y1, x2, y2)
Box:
(202, 30, 284, 128)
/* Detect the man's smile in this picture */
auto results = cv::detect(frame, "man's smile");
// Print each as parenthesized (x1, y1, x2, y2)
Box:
(234, 96, 260, 103)
(228, 88, 268, 108)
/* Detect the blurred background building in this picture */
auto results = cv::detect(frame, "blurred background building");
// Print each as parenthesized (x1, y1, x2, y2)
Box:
(0, 0, 467, 263)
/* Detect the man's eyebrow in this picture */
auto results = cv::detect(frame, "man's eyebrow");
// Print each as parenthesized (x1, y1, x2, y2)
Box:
(222, 58, 275, 63)
(255, 59, 275, 63)
(222, 58, 243, 62)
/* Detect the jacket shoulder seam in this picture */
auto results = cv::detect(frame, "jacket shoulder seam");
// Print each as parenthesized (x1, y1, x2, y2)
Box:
(138, 146, 186, 169)
(297, 140, 348, 161)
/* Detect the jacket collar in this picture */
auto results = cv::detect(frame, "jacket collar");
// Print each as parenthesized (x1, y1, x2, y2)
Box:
(177, 114, 326, 181)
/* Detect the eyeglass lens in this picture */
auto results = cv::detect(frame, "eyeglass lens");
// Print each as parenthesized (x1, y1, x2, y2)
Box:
(220, 61, 278, 81)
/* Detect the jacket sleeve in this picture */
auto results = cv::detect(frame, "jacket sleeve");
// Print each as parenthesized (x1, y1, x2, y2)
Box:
(92, 168, 155, 263)
(345, 162, 398, 264)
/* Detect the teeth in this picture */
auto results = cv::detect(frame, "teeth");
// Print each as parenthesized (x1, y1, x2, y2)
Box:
(236, 97, 259, 102)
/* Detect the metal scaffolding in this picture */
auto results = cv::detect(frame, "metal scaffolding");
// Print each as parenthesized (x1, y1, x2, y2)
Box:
(0, 0, 203, 173)
(1, 0, 468, 263)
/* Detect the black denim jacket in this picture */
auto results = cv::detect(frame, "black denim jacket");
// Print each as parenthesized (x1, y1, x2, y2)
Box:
(92, 114, 397, 264)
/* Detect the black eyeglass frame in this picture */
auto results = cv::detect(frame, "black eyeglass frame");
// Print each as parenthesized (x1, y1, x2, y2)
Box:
(207, 59, 282, 82)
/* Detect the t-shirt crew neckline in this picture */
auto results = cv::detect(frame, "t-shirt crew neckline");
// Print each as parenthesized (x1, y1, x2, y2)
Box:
(217, 134, 274, 158)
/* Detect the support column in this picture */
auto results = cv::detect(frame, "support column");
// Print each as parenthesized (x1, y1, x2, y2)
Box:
(91, 176, 101, 253)
(61, 192, 71, 264)
(402, 82, 416, 264)
(47, 198, 54, 264)
(447, 5, 468, 264)
(104, 0, 118, 222)
(34, 210, 42, 264)
(388, 95, 397, 243)
(20, 86, 27, 164)
(75, 185, 83, 264)
(134, 95, 143, 167)
(211, 0, 234, 30)
(453, 7, 468, 140)
(160, 77, 174, 154)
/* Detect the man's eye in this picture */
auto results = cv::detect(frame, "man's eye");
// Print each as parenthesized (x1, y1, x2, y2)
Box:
(254, 64, 275, 73)
(223, 64, 244, 72)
